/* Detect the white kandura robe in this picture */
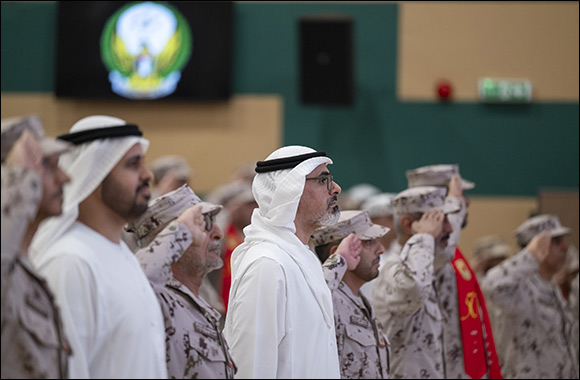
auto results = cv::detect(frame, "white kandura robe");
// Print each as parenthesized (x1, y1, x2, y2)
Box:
(224, 239, 340, 379)
(33, 222, 167, 379)
(223, 146, 340, 379)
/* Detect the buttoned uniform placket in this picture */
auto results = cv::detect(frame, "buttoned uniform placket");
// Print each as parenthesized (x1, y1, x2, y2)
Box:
(340, 283, 390, 378)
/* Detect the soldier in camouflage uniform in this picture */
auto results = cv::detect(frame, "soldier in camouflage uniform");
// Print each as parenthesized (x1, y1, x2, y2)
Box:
(1, 116, 72, 378)
(371, 185, 464, 379)
(312, 210, 391, 379)
(126, 184, 237, 378)
(482, 215, 579, 378)
(398, 164, 501, 379)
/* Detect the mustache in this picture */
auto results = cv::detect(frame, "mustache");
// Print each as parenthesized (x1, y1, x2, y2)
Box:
(52, 187, 65, 200)
(137, 181, 150, 192)
(208, 242, 222, 254)
(327, 195, 338, 207)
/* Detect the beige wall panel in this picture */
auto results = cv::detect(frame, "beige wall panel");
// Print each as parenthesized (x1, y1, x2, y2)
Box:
(1, 93, 282, 194)
(539, 190, 579, 250)
(460, 196, 538, 263)
(399, 2, 579, 101)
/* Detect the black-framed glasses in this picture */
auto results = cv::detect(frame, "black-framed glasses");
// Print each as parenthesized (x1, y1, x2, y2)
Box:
(306, 174, 334, 191)
(203, 213, 216, 232)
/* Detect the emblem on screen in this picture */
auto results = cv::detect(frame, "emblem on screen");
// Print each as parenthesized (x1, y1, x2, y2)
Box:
(100, 1, 193, 99)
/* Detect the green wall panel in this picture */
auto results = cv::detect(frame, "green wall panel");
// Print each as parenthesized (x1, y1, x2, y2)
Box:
(1, 2, 57, 92)
(2, 2, 578, 196)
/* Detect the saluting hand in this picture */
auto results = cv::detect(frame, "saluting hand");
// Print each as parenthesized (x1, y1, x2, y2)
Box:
(335, 233, 362, 270)
(5, 130, 43, 174)
(412, 209, 445, 240)
(177, 204, 206, 247)
(526, 231, 551, 264)
(448, 173, 463, 199)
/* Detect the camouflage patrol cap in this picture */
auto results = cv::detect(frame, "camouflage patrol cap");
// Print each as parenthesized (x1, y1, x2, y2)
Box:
(126, 184, 222, 245)
(150, 155, 193, 183)
(1, 115, 72, 163)
(206, 179, 255, 208)
(514, 214, 571, 247)
(361, 192, 396, 218)
(311, 210, 390, 247)
(342, 183, 382, 209)
(406, 164, 475, 190)
(474, 235, 511, 260)
(392, 186, 461, 216)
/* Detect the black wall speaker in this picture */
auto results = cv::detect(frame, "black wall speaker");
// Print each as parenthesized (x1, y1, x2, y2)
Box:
(299, 16, 354, 106)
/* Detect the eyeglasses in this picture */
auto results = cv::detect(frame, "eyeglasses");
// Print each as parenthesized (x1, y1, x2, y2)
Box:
(306, 174, 334, 191)
(203, 213, 216, 232)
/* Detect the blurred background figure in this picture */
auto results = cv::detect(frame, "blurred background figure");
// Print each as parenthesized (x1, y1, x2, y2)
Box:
(472, 235, 512, 281)
(338, 183, 381, 211)
(482, 215, 578, 379)
(230, 161, 256, 184)
(149, 155, 194, 199)
(1, 115, 72, 379)
(359, 192, 398, 298)
(554, 244, 579, 301)
(206, 179, 257, 312)
(556, 245, 580, 362)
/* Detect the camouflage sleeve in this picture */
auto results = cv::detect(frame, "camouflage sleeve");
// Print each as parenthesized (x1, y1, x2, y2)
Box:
(378, 233, 436, 317)
(333, 299, 346, 359)
(1, 165, 42, 259)
(322, 253, 347, 292)
(135, 220, 193, 286)
(444, 196, 466, 255)
(481, 249, 539, 314)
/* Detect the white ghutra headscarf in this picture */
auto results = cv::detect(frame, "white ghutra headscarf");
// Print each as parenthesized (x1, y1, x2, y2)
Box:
(30, 115, 149, 263)
(230, 145, 336, 327)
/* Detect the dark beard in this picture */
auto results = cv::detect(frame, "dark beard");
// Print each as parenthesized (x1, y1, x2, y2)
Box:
(101, 175, 149, 222)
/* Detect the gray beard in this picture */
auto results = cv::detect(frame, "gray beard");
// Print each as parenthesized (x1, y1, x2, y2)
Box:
(433, 244, 455, 272)
(319, 207, 340, 227)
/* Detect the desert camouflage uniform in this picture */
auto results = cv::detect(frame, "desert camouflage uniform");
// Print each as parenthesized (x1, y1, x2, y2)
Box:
(482, 250, 579, 379)
(323, 254, 390, 379)
(371, 196, 486, 379)
(372, 233, 445, 379)
(136, 220, 236, 379)
(437, 197, 492, 379)
(570, 273, 579, 361)
(1, 166, 70, 378)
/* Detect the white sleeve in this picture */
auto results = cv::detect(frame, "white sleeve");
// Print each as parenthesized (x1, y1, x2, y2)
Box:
(225, 257, 287, 379)
(39, 254, 98, 379)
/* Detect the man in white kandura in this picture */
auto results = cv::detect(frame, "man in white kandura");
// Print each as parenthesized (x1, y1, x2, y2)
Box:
(224, 145, 359, 379)
(30, 115, 167, 379)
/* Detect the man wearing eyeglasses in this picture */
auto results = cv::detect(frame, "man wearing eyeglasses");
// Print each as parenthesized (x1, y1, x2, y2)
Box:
(126, 184, 237, 379)
(223, 145, 360, 379)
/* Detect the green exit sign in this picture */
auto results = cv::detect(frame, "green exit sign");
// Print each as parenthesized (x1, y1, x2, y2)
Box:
(478, 78, 532, 103)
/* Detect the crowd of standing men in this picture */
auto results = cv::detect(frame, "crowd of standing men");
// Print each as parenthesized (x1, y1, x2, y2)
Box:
(1, 114, 579, 379)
